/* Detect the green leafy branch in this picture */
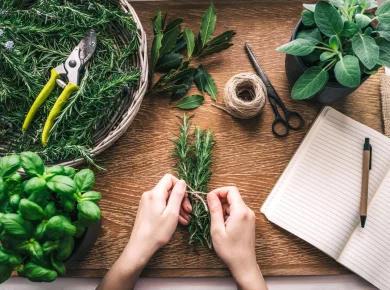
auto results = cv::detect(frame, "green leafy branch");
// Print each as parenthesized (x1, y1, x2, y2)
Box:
(149, 4, 235, 110)
(277, 0, 390, 100)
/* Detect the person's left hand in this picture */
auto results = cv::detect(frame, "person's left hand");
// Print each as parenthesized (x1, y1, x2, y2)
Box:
(126, 174, 191, 263)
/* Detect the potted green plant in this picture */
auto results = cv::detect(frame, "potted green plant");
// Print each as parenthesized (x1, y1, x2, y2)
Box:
(277, 0, 390, 103)
(0, 152, 102, 283)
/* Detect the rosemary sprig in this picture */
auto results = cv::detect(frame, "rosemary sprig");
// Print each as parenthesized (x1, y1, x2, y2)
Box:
(173, 115, 215, 248)
(0, 0, 140, 165)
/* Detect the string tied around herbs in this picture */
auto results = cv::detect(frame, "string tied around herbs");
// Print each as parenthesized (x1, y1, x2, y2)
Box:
(186, 184, 209, 212)
(213, 72, 267, 119)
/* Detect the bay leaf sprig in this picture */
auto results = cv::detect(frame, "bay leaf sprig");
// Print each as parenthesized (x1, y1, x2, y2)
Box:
(149, 3, 235, 110)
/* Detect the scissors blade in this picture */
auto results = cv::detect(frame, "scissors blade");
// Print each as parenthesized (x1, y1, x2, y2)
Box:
(78, 29, 97, 66)
(245, 43, 272, 87)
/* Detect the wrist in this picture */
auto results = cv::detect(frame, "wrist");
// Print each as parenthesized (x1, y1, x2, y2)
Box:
(230, 261, 265, 290)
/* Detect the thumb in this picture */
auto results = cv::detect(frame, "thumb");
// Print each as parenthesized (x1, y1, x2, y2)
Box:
(207, 191, 225, 234)
(165, 180, 186, 216)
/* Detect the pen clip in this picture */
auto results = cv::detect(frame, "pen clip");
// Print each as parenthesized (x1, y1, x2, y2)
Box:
(369, 145, 372, 170)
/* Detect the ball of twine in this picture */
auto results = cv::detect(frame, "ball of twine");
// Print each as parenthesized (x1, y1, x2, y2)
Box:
(216, 73, 267, 119)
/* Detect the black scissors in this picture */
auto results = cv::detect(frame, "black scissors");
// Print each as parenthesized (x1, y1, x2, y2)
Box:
(245, 43, 304, 137)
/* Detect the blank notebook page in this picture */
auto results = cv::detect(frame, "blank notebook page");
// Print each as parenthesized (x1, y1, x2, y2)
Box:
(339, 169, 390, 290)
(261, 107, 390, 260)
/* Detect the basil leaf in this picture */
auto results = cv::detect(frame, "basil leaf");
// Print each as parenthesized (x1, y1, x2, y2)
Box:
(51, 254, 66, 276)
(61, 196, 76, 213)
(0, 177, 5, 194)
(200, 3, 217, 48)
(78, 200, 101, 222)
(160, 25, 180, 56)
(352, 34, 379, 69)
(314, 1, 343, 37)
(74, 169, 95, 192)
(44, 165, 65, 180)
(0, 264, 12, 284)
(209, 30, 235, 47)
(73, 221, 86, 238)
(45, 216, 64, 239)
(198, 42, 233, 58)
(29, 240, 44, 263)
(0, 155, 21, 179)
(42, 241, 58, 256)
(355, 14, 371, 28)
(59, 216, 76, 236)
(292, 66, 329, 100)
(302, 10, 315, 26)
(375, 37, 390, 67)
(7, 251, 22, 268)
(155, 52, 183, 72)
(55, 236, 74, 261)
(46, 175, 76, 196)
(0, 248, 9, 263)
(334, 55, 361, 88)
(2, 213, 28, 238)
(24, 177, 46, 196)
(174, 95, 204, 110)
(23, 262, 57, 282)
(34, 221, 47, 240)
(19, 199, 45, 220)
(297, 28, 323, 42)
(81, 191, 101, 203)
(44, 202, 57, 219)
(341, 21, 359, 38)
(63, 166, 76, 178)
(20, 152, 44, 177)
(276, 38, 319, 56)
(171, 74, 194, 103)
(164, 18, 183, 33)
(183, 28, 195, 58)
(151, 32, 163, 70)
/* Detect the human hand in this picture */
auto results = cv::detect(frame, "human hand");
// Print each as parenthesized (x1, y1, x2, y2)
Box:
(207, 187, 267, 290)
(126, 174, 191, 262)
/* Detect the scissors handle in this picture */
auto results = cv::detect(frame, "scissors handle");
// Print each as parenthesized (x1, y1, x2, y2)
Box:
(272, 115, 289, 137)
(285, 110, 305, 131)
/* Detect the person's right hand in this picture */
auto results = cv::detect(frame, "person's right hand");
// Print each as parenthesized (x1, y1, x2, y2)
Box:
(207, 187, 267, 290)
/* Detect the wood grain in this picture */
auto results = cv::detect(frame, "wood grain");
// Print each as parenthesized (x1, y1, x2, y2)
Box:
(66, 0, 384, 277)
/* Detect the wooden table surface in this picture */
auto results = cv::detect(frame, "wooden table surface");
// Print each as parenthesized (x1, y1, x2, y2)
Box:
(67, 0, 384, 278)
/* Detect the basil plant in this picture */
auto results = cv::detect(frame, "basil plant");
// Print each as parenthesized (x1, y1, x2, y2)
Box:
(277, 0, 390, 100)
(0, 152, 101, 283)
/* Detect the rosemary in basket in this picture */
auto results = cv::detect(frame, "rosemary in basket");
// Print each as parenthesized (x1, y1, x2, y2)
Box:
(173, 115, 215, 248)
(0, 0, 140, 166)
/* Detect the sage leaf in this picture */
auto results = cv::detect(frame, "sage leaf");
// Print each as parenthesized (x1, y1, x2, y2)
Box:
(364, 27, 373, 36)
(376, 1, 390, 23)
(329, 35, 339, 50)
(297, 28, 322, 42)
(209, 30, 235, 46)
(378, 22, 390, 41)
(329, 0, 344, 7)
(341, 21, 359, 38)
(183, 28, 195, 57)
(160, 25, 180, 56)
(303, 3, 316, 11)
(200, 3, 217, 48)
(276, 38, 319, 56)
(320, 51, 336, 61)
(334, 55, 361, 87)
(155, 84, 190, 93)
(292, 66, 329, 100)
(355, 14, 372, 28)
(151, 32, 163, 69)
(164, 18, 183, 32)
(175, 95, 204, 110)
(194, 65, 207, 93)
(375, 37, 390, 67)
(171, 74, 194, 103)
(364, 64, 382, 74)
(198, 42, 233, 58)
(302, 10, 315, 26)
(352, 34, 379, 69)
(314, 1, 343, 37)
(155, 52, 183, 72)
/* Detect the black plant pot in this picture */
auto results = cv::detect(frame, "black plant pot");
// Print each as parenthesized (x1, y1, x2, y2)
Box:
(285, 20, 370, 104)
(65, 219, 101, 265)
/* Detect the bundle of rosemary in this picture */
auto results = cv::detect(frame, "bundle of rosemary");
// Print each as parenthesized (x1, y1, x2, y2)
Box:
(0, 0, 140, 165)
(173, 115, 215, 248)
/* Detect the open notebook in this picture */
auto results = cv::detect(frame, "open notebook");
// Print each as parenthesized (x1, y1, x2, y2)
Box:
(261, 106, 390, 290)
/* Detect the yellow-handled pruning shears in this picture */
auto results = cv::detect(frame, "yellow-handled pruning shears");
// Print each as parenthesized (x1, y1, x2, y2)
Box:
(22, 30, 97, 146)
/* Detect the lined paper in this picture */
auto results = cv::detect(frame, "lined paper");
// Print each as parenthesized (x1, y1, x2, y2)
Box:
(339, 170, 390, 290)
(262, 107, 390, 260)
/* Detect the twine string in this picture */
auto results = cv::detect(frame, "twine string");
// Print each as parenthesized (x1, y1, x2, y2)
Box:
(186, 184, 209, 212)
(213, 72, 267, 119)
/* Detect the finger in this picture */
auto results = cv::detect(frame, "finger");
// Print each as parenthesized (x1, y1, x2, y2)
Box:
(181, 196, 192, 213)
(180, 207, 191, 221)
(210, 187, 244, 206)
(179, 215, 190, 226)
(164, 180, 187, 216)
(222, 203, 230, 216)
(154, 174, 179, 198)
(207, 191, 225, 235)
